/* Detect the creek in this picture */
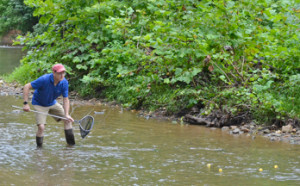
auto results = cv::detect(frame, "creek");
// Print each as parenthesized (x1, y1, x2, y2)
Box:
(0, 46, 24, 75)
(0, 46, 299, 185)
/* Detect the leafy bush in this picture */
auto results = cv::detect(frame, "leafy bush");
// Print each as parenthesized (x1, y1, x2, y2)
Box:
(10, 0, 300, 122)
(6, 62, 41, 84)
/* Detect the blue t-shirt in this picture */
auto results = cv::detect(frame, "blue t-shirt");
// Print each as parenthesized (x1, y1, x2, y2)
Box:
(31, 73, 69, 106)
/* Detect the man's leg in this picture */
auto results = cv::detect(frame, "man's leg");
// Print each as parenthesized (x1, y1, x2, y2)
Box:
(64, 120, 75, 145)
(36, 124, 45, 148)
(33, 105, 49, 148)
(50, 103, 75, 145)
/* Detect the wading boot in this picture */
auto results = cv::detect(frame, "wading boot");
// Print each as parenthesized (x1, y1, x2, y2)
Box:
(64, 129, 75, 145)
(36, 136, 43, 148)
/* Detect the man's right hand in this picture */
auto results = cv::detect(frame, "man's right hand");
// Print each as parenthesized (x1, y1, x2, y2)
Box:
(23, 104, 30, 112)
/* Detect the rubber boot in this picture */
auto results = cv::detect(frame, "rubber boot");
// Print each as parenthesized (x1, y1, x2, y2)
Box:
(36, 136, 43, 148)
(64, 129, 75, 145)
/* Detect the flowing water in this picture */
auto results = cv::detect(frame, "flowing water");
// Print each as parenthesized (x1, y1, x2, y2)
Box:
(1, 47, 300, 185)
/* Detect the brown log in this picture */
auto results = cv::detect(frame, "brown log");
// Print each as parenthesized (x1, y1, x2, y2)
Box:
(185, 114, 212, 125)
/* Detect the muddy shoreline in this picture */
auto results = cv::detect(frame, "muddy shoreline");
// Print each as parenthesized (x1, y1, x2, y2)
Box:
(1, 78, 300, 145)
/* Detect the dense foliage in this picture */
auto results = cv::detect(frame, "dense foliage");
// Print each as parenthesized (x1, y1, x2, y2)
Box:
(11, 0, 299, 123)
(0, 0, 38, 35)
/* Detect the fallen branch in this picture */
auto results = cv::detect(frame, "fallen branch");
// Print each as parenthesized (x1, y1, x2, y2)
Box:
(185, 114, 212, 125)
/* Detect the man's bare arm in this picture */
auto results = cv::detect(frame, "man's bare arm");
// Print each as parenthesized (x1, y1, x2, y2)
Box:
(23, 83, 32, 111)
(63, 97, 74, 122)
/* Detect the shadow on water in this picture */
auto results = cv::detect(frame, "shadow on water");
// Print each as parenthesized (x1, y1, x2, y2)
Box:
(0, 95, 300, 185)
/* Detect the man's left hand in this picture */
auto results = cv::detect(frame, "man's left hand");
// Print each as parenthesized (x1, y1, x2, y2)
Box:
(65, 115, 74, 123)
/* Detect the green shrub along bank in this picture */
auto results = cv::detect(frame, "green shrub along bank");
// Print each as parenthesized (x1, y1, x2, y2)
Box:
(9, 0, 299, 123)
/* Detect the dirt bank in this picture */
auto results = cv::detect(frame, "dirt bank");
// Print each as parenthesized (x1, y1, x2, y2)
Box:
(1, 78, 300, 145)
(0, 30, 22, 45)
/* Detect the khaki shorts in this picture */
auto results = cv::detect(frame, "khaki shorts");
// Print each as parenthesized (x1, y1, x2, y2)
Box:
(33, 103, 65, 125)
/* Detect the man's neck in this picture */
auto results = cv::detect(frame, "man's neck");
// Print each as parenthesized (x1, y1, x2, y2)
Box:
(54, 79, 59, 86)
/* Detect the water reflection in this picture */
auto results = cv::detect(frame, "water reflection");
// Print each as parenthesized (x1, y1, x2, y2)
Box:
(0, 95, 300, 185)
(0, 46, 25, 75)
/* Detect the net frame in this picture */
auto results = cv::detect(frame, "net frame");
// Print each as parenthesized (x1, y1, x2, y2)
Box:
(76, 115, 94, 139)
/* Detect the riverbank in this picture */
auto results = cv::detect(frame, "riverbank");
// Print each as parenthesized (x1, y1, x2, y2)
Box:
(0, 30, 22, 45)
(1, 78, 300, 145)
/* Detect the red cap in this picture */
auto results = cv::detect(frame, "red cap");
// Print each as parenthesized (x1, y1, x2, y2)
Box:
(52, 64, 66, 73)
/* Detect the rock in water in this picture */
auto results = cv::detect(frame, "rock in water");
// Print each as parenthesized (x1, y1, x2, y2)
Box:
(232, 128, 241, 134)
(94, 111, 105, 115)
(282, 124, 293, 133)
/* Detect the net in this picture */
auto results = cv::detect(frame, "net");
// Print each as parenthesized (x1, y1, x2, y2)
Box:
(78, 115, 94, 139)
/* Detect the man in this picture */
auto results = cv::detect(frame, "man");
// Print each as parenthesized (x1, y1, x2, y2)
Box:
(23, 64, 75, 147)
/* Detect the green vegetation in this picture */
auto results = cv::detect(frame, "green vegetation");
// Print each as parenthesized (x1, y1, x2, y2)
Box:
(0, 0, 38, 35)
(9, 0, 300, 123)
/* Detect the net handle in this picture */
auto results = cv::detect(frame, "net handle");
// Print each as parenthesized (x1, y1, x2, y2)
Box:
(12, 105, 80, 123)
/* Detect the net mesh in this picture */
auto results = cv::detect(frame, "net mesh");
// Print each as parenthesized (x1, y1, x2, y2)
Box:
(79, 115, 94, 139)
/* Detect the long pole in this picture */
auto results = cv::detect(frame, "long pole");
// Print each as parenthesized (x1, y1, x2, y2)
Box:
(11, 105, 68, 120)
